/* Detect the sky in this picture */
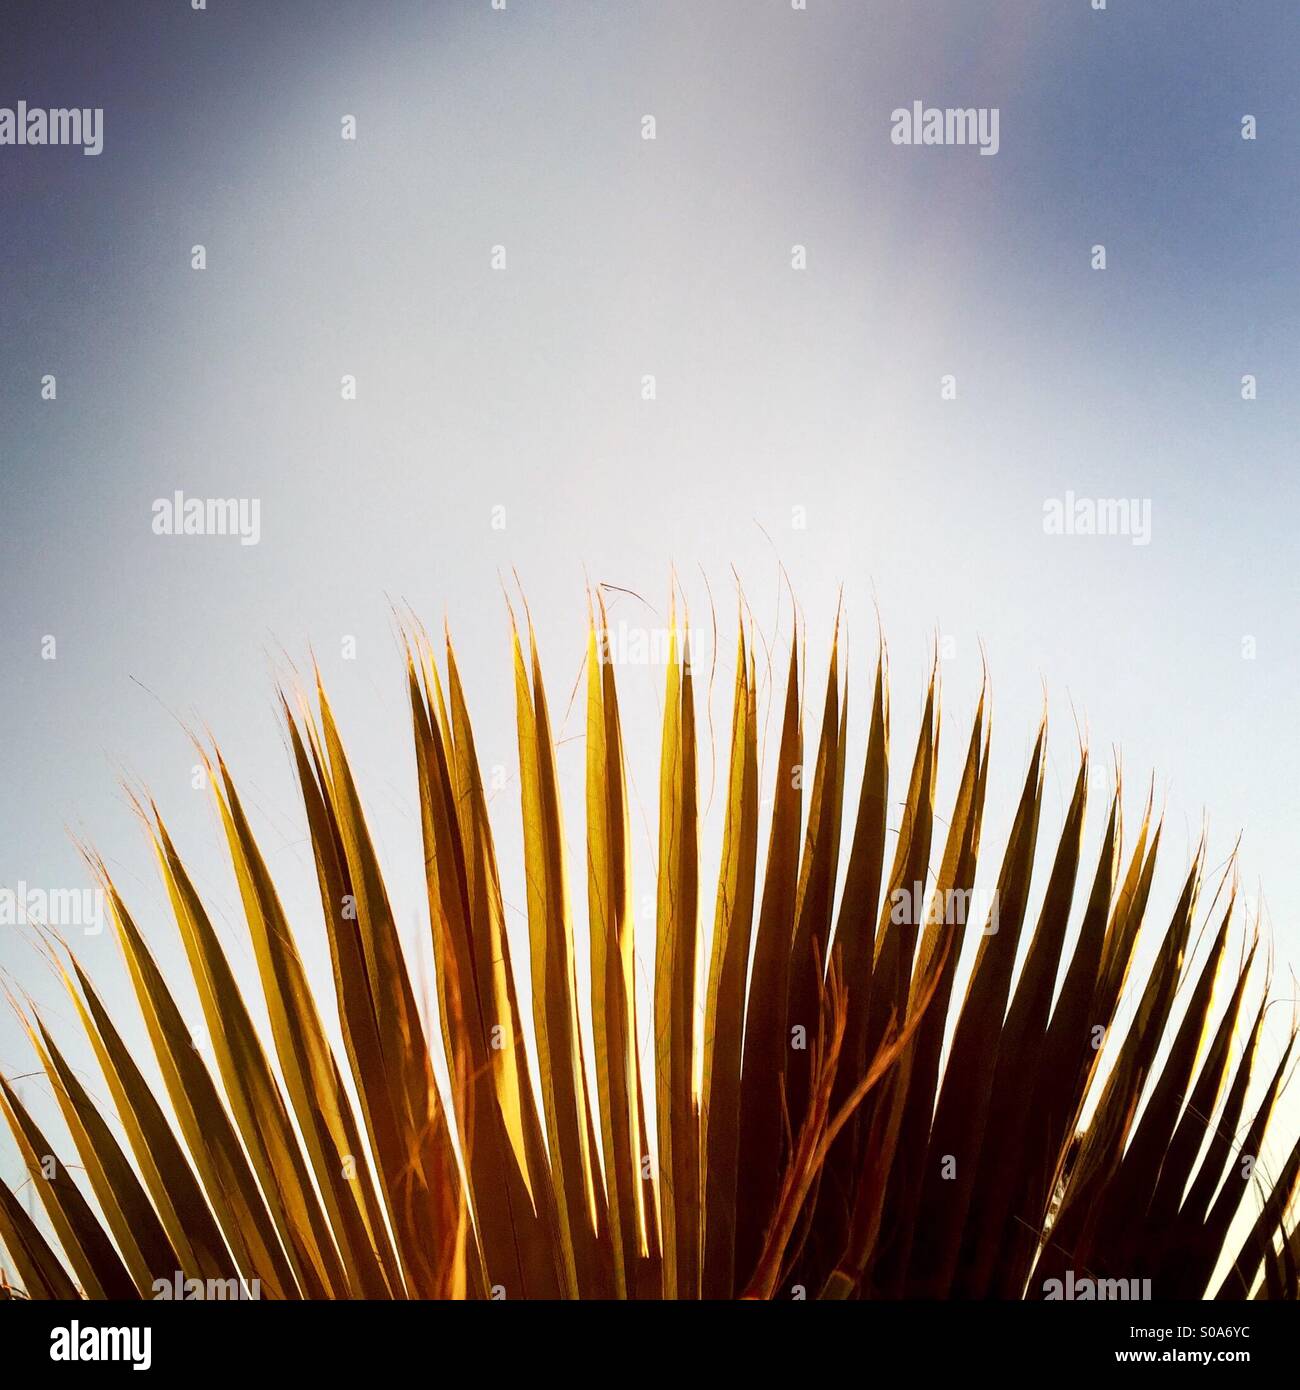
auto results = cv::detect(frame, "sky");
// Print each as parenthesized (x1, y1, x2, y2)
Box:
(1, 0, 1298, 1281)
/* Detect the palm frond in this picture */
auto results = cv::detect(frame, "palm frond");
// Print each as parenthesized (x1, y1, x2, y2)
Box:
(3, 598, 1295, 1300)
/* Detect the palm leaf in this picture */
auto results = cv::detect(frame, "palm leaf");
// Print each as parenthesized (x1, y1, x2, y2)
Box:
(3, 595, 1294, 1303)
